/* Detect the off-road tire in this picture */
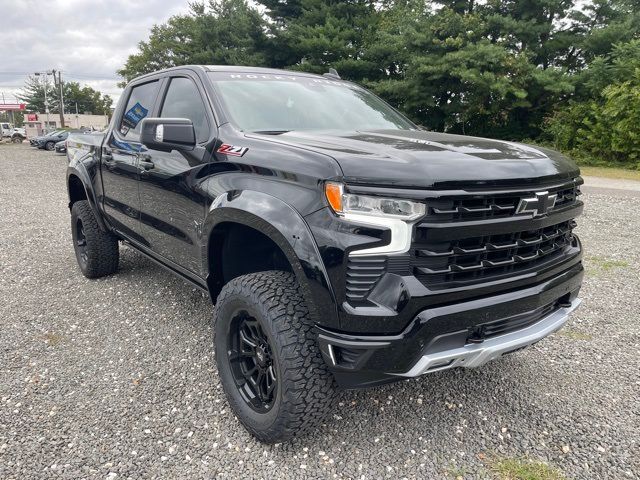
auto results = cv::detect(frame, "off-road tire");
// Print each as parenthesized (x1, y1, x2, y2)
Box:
(71, 200, 119, 278)
(213, 271, 336, 443)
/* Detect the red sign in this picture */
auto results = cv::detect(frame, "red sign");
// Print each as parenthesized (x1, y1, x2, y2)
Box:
(0, 103, 26, 111)
(27, 113, 38, 121)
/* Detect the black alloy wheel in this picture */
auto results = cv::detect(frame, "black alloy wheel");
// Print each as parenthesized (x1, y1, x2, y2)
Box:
(74, 217, 89, 269)
(227, 310, 278, 412)
(70, 200, 119, 278)
(213, 271, 336, 443)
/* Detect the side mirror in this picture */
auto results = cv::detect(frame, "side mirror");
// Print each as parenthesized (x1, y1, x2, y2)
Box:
(140, 118, 196, 153)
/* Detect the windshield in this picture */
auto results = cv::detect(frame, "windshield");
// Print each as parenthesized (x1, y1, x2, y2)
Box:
(209, 73, 415, 132)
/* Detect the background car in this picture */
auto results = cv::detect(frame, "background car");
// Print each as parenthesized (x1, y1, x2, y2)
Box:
(30, 130, 63, 147)
(54, 140, 66, 154)
(10, 127, 26, 143)
(34, 129, 90, 151)
(34, 130, 69, 150)
(0, 122, 14, 138)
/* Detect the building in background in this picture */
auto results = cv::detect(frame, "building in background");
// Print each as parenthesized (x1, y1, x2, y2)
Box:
(24, 113, 109, 137)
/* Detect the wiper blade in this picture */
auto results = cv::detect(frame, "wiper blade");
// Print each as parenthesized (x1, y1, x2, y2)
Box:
(252, 130, 291, 135)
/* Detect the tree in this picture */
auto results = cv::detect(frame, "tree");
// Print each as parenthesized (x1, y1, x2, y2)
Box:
(17, 76, 56, 113)
(118, 0, 271, 83)
(544, 40, 640, 167)
(17, 77, 112, 116)
(117, 0, 640, 157)
(64, 82, 113, 116)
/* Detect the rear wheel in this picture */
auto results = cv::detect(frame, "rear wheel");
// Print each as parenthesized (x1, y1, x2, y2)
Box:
(45, 141, 55, 151)
(71, 200, 119, 278)
(214, 271, 336, 443)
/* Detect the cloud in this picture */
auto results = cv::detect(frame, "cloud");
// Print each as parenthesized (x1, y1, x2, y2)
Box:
(0, 0, 190, 105)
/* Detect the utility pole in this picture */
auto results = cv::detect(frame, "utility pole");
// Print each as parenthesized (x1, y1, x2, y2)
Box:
(52, 69, 65, 128)
(34, 71, 50, 132)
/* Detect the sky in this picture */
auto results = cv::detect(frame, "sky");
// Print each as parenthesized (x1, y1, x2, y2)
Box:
(0, 0, 191, 107)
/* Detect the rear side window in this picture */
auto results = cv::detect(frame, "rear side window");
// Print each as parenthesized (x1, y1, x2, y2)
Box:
(160, 77, 209, 143)
(119, 80, 159, 141)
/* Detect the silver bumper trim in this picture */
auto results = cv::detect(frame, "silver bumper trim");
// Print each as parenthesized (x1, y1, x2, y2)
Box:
(395, 298, 582, 377)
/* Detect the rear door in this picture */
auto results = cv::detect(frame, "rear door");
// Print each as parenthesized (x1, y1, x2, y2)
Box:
(101, 79, 161, 242)
(137, 73, 215, 274)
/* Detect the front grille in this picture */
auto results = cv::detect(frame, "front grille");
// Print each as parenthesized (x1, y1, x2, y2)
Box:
(413, 219, 578, 288)
(343, 179, 583, 302)
(425, 180, 582, 222)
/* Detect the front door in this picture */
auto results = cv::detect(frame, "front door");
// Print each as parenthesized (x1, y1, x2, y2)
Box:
(101, 80, 161, 242)
(137, 75, 214, 274)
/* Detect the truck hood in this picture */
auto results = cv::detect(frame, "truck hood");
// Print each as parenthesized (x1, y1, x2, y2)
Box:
(260, 130, 579, 189)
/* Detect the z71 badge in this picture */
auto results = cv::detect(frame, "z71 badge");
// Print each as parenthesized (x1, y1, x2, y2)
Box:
(217, 144, 248, 157)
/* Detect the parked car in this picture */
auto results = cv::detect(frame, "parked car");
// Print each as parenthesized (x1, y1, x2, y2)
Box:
(34, 129, 90, 150)
(65, 65, 584, 443)
(34, 130, 70, 150)
(7, 127, 26, 143)
(55, 140, 66, 153)
(30, 130, 64, 147)
(1, 122, 14, 137)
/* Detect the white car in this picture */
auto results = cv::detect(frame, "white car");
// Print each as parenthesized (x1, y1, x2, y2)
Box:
(0, 122, 14, 138)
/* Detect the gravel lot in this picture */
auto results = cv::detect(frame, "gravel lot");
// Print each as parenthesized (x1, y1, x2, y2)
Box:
(1, 143, 638, 480)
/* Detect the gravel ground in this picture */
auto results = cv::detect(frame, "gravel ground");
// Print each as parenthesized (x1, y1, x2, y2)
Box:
(0, 143, 638, 480)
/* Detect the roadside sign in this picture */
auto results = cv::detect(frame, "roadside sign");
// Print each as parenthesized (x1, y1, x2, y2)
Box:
(0, 103, 26, 111)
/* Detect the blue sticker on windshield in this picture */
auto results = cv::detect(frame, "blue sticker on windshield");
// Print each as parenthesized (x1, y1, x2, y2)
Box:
(122, 102, 148, 129)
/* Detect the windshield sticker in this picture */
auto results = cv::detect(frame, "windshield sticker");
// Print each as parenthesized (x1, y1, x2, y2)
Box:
(217, 144, 248, 157)
(122, 102, 149, 129)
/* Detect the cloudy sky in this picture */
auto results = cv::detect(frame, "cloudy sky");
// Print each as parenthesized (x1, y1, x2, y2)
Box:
(0, 0, 191, 106)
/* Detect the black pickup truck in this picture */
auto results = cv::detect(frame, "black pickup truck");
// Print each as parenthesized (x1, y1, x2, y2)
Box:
(66, 65, 583, 442)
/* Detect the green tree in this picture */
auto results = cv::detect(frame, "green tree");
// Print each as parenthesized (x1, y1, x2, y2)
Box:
(16, 75, 56, 113)
(118, 0, 270, 82)
(544, 40, 640, 167)
(117, 0, 640, 161)
(363, 1, 578, 137)
(17, 77, 112, 116)
(64, 82, 113, 115)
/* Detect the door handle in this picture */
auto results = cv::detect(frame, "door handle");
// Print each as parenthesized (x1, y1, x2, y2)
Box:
(102, 148, 114, 163)
(139, 160, 155, 171)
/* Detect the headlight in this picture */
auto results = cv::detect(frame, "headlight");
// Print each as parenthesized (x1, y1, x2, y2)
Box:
(325, 182, 426, 256)
(325, 182, 425, 220)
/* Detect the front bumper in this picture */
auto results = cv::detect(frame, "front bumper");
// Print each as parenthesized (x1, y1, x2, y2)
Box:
(317, 262, 583, 388)
(399, 297, 580, 376)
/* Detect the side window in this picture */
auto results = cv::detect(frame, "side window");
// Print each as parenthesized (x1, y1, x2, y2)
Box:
(160, 77, 209, 143)
(119, 80, 159, 141)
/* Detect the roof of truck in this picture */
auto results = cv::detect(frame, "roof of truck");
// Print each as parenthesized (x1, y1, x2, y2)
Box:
(132, 65, 334, 83)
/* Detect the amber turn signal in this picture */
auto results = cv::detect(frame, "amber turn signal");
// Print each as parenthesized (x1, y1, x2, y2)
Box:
(324, 182, 344, 214)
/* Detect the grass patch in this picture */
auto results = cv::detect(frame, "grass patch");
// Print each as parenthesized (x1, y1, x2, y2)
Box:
(42, 332, 64, 346)
(579, 166, 640, 181)
(558, 328, 593, 341)
(444, 463, 469, 478)
(490, 458, 566, 480)
(587, 256, 629, 272)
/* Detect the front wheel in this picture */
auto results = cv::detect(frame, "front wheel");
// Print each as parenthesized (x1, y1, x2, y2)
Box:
(213, 271, 336, 443)
(70, 200, 119, 278)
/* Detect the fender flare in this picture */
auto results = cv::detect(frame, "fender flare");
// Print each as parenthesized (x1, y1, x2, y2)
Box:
(66, 164, 108, 231)
(203, 189, 339, 329)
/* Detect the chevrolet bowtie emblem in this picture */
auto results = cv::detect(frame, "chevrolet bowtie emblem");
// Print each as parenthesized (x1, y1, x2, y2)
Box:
(515, 191, 557, 217)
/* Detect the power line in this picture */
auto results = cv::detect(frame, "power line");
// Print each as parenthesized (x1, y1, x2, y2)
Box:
(0, 70, 121, 81)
